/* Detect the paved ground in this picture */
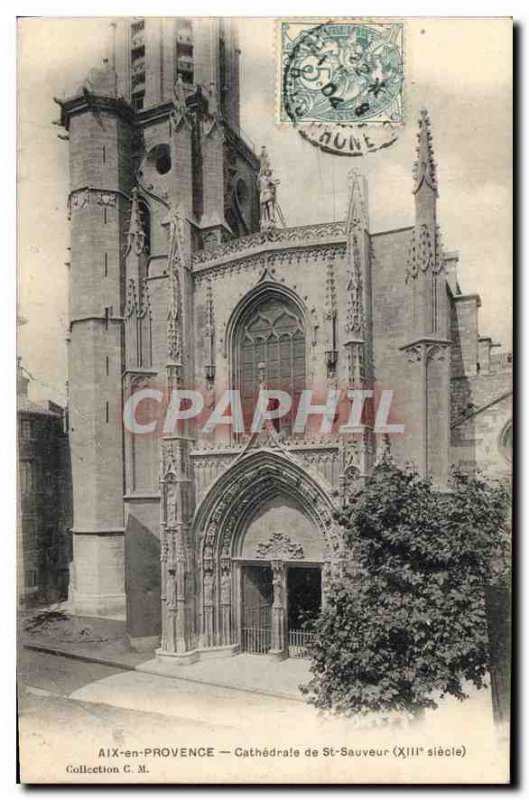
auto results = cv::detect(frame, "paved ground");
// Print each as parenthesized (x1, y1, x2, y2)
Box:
(137, 652, 312, 700)
(18, 649, 510, 784)
(20, 607, 147, 670)
(21, 606, 313, 699)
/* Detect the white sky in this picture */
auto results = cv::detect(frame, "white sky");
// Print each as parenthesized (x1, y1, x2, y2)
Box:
(18, 17, 512, 404)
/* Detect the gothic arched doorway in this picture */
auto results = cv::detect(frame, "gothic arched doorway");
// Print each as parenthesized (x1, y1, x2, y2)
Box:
(237, 495, 325, 658)
(191, 449, 340, 659)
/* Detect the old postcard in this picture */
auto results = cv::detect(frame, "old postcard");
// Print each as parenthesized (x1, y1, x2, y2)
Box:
(17, 15, 512, 784)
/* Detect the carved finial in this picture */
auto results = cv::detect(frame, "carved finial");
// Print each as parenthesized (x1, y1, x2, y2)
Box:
(126, 188, 146, 256)
(345, 168, 368, 234)
(413, 107, 438, 196)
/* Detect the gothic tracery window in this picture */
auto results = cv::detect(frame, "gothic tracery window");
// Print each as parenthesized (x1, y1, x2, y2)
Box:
(234, 295, 306, 436)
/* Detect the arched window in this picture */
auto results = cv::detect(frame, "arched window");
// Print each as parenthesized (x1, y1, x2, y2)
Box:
(234, 294, 306, 436)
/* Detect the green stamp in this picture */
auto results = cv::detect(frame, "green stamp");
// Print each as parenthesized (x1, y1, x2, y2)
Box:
(280, 20, 404, 126)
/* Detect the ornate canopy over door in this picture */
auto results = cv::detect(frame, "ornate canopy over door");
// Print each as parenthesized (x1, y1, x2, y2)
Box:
(235, 296, 306, 435)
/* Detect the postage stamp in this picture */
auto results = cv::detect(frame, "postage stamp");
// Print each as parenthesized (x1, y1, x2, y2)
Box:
(279, 20, 404, 126)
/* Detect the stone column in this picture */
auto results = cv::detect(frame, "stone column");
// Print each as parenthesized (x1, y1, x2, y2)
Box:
(203, 558, 215, 647)
(220, 558, 232, 646)
(269, 560, 287, 660)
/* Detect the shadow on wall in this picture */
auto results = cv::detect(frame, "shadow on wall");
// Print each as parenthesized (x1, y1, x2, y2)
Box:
(125, 513, 161, 641)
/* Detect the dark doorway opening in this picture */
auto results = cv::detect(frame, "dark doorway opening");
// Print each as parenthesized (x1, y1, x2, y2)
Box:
(241, 565, 272, 654)
(287, 566, 321, 630)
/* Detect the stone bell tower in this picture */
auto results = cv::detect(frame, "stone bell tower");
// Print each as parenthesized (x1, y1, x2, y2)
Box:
(59, 18, 260, 625)
(401, 110, 451, 485)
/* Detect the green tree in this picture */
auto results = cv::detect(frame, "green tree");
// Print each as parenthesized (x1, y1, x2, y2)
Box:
(302, 458, 510, 718)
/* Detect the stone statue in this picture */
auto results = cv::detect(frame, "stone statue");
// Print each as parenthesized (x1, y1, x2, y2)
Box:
(208, 82, 219, 117)
(166, 568, 177, 608)
(166, 475, 177, 525)
(258, 146, 280, 230)
(173, 74, 187, 112)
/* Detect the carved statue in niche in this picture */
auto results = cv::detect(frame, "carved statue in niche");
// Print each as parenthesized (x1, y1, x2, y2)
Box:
(220, 560, 231, 605)
(173, 74, 186, 111)
(165, 474, 177, 526)
(203, 568, 214, 606)
(207, 82, 219, 118)
(166, 568, 177, 608)
(258, 146, 280, 230)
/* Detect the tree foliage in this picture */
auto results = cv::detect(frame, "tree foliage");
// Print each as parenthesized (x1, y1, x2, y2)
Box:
(302, 458, 511, 718)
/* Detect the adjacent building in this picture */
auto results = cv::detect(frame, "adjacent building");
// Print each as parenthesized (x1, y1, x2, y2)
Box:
(17, 360, 72, 605)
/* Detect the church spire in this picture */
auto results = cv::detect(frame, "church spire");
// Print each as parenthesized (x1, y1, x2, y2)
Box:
(345, 168, 368, 235)
(345, 169, 368, 341)
(413, 108, 438, 196)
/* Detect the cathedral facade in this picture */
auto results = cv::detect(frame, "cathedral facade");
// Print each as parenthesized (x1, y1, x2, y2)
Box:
(58, 18, 512, 662)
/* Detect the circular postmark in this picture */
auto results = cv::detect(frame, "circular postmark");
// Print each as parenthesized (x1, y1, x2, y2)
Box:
(281, 20, 404, 156)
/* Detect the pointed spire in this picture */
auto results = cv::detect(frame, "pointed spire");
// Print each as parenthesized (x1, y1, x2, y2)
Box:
(413, 108, 438, 196)
(126, 188, 146, 256)
(345, 168, 368, 237)
(344, 171, 366, 339)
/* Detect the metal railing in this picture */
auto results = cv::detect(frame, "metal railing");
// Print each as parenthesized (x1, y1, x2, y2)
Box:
(288, 629, 315, 659)
(241, 626, 271, 654)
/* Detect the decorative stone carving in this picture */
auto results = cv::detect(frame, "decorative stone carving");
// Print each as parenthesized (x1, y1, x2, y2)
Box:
(204, 277, 215, 387)
(207, 82, 219, 118)
(165, 473, 178, 527)
(270, 559, 287, 655)
(426, 343, 448, 363)
(259, 146, 282, 231)
(192, 221, 347, 266)
(166, 568, 177, 609)
(255, 532, 304, 560)
(97, 191, 117, 207)
(70, 188, 90, 213)
(406, 344, 423, 363)
(126, 278, 138, 318)
(407, 224, 435, 279)
(166, 215, 184, 371)
(220, 559, 231, 604)
(324, 263, 338, 377)
(193, 245, 347, 288)
(67, 187, 127, 219)
(407, 112, 446, 287)
(126, 188, 147, 256)
(413, 108, 438, 196)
